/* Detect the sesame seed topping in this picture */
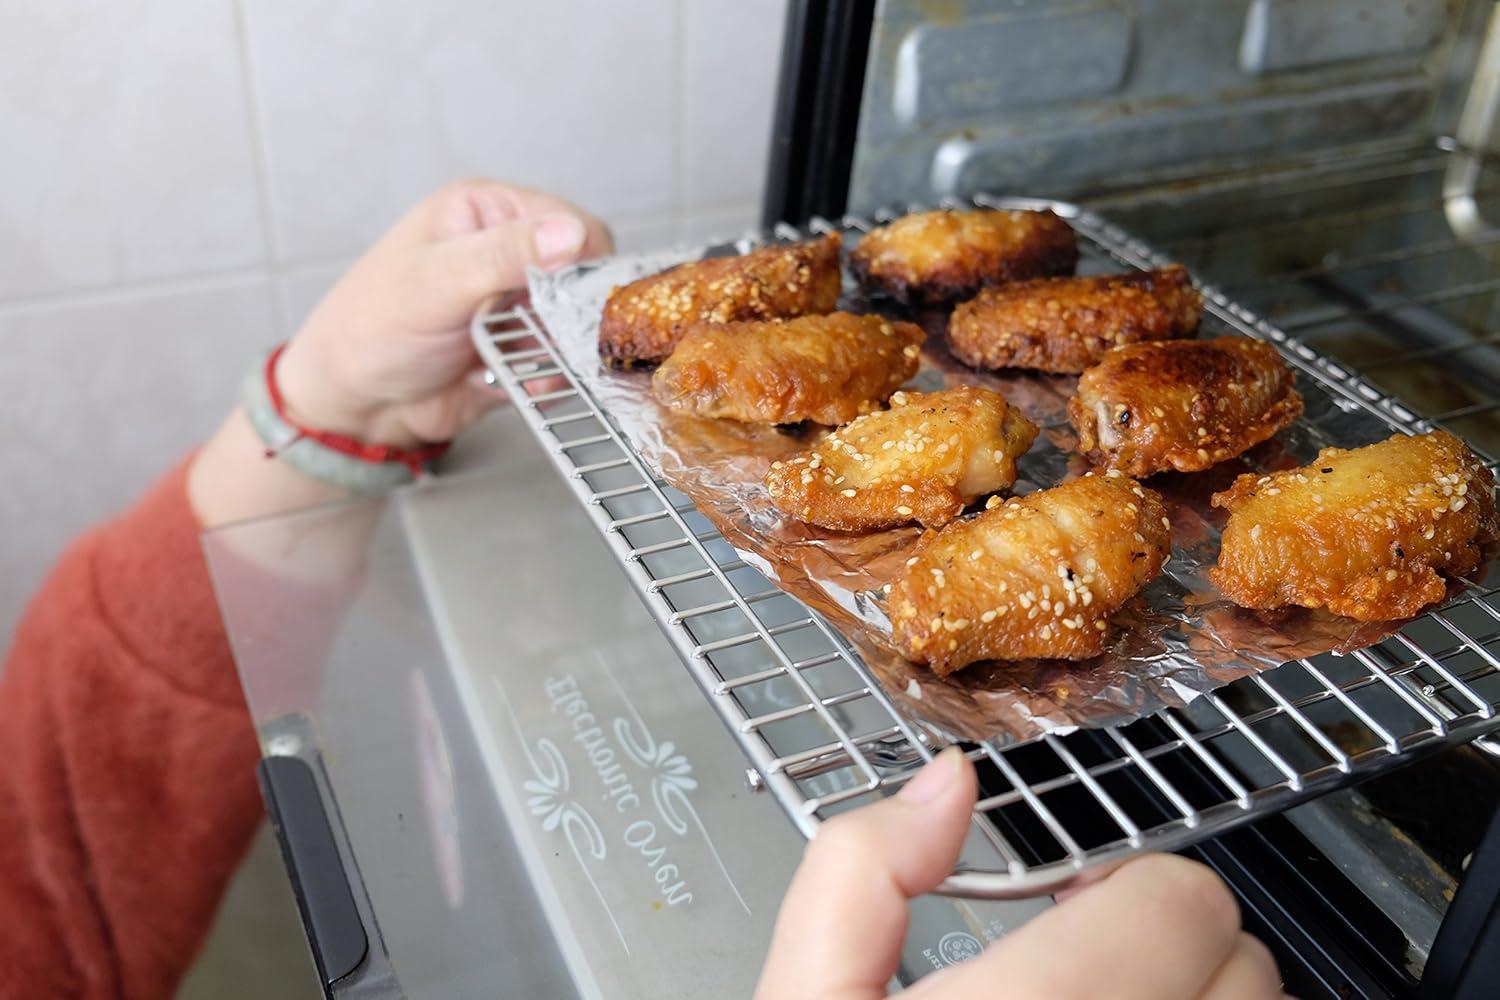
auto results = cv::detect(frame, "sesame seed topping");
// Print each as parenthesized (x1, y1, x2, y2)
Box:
(841, 488, 857, 498)
(896, 505, 914, 516)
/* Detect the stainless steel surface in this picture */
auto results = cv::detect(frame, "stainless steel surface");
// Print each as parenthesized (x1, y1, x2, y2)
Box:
(208, 412, 1046, 996)
(848, 0, 1488, 212)
(470, 199, 1500, 900)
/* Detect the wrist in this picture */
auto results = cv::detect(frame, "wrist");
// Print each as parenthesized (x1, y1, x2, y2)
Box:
(275, 338, 425, 450)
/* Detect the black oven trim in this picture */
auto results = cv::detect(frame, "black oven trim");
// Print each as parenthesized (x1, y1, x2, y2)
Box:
(761, 0, 873, 228)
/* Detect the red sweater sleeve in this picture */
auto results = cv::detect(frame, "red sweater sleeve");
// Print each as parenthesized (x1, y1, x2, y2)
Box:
(0, 460, 263, 999)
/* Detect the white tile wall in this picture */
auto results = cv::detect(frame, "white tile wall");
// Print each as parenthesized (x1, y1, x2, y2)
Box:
(0, 0, 787, 646)
(681, 2, 787, 213)
(1, 2, 785, 992)
(243, 0, 681, 264)
(0, 279, 279, 633)
(0, 0, 267, 300)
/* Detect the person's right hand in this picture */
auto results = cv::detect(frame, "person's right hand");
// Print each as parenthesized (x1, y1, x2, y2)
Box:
(755, 747, 1287, 999)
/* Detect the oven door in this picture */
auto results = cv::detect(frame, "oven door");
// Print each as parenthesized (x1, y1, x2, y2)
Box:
(205, 412, 1052, 998)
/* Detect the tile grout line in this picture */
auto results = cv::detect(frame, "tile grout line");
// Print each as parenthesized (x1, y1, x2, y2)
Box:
(673, 0, 690, 244)
(0, 269, 275, 319)
(229, 0, 294, 336)
(0, 258, 357, 320)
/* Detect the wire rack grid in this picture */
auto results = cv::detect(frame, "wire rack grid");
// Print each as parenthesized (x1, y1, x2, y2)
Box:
(470, 197, 1500, 899)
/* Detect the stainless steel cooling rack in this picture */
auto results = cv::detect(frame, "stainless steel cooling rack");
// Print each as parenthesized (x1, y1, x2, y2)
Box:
(470, 197, 1500, 899)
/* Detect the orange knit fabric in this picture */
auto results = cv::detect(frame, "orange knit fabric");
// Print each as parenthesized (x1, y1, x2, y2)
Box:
(0, 460, 263, 999)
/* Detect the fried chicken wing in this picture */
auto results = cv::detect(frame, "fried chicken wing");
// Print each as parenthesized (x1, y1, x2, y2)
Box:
(849, 209, 1077, 305)
(598, 234, 842, 368)
(888, 472, 1171, 674)
(1069, 336, 1303, 477)
(1210, 431, 1498, 621)
(765, 386, 1039, 531)
(947, 265, 1203, 374)
(651, 312, 923, 425)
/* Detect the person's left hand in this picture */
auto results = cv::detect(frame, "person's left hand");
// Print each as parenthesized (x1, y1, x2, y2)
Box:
(274, 179, 612, 449)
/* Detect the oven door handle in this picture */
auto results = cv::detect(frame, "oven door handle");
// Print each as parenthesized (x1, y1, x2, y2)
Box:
(1420, 801, 1500, 998)
(259, 754, 372, 995)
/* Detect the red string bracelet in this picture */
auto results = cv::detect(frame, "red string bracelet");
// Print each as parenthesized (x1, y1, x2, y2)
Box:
(263, 343, 452, 477)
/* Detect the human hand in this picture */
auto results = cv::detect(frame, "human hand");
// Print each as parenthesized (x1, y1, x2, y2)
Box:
(274, 179, 612, 449)
(755, 747, 1287, 999)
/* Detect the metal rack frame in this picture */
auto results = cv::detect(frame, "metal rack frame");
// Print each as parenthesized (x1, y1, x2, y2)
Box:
(470, 197, 1500, 899)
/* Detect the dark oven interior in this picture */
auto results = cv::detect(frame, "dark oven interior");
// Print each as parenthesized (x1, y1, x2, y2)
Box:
(765, 2, 1500, 997)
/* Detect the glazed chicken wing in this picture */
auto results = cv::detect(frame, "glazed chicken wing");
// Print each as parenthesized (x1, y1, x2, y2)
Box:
(1069, 336, 1303, 477)
(888, 472, 1171, 674)
(1210, 431, 1498, 621)
(947, 265, 1202, 374)
(598, 233, 842, 368)
(652, 312, 923, 425)
(765, 385, 1039, 531)
(849, 209, 1077, 305)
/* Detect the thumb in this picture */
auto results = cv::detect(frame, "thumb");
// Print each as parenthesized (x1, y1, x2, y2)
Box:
(426, 212, 589, 303)
(755, 747, 976, 1000)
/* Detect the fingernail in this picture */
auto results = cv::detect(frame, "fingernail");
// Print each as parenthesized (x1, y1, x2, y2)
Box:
(534, 215, 587, 267)
(898, 746, 962, 804)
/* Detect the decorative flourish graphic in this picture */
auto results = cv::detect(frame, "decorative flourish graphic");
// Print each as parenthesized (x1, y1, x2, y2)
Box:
(493, 678, 628, 954)
(523, 738, 608, 857)
(611, 704, 751, 915)
(613, 722, 697, 835)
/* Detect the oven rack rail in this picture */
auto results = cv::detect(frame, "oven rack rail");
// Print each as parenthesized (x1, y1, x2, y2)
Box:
(471, 198, 1500, 899)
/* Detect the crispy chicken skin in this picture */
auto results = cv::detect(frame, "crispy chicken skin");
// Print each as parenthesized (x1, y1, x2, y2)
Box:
(849, 209, 1077, 305)
(651, 312, 924, 425)
(1210, 431, 1498, 621)
(888, 472, 1171, 674)
(947, 265, 1203, 374)
(598, 234, 842, 368)
(1069, 336, 1303, 477)
(765, 386, 1039, 531)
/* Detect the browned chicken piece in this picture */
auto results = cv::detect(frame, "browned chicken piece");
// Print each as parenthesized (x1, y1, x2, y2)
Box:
(947, 265, 1203, 374)
(598, 233, 842, 368)
(1069, 336, 1303, 477)
(765, 386, 1039, 531)
(849, 209, 1077, 305)
(888, 472, 1172, 674)
(652, 312, 924, 425)
(1210, 431, 1498, 621)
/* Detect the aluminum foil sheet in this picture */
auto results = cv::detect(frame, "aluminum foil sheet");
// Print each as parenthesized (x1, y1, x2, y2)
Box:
(526, 238, 1434, 744)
